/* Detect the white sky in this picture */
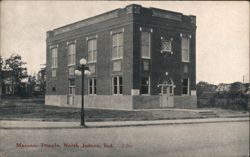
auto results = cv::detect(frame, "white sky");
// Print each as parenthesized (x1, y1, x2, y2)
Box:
(0, 1, 249, 84)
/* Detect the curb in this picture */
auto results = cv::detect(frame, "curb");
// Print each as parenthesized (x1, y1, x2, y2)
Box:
(0, 118, 249, 130)
(0, 115, 248, 122)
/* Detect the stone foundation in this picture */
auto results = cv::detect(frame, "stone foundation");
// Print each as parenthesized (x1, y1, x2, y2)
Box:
(45, 95, 197, 109)
(45, 95, 133, 110)
(174, 96, 197, 109)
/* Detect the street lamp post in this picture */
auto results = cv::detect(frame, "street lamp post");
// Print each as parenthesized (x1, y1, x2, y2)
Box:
(75, 58, 91, 127)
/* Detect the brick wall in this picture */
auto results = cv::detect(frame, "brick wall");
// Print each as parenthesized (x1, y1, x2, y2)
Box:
(46, 4, 197, 109)
(46, 12, 134, 96)
(132, 13, 196, 96)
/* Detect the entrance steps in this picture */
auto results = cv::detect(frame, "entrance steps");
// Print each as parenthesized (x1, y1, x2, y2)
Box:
(133, 108, 219, 119)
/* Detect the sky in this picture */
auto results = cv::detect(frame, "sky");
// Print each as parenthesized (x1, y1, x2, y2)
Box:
(0, 1, 249, 84)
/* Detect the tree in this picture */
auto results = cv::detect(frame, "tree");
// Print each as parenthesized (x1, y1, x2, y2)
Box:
(0, 56, 3, 70)
(3, 54, 28, 95)
(229, 82, 243, 93)
(37, 67, 46, 95)
(196, 81, 217, 96)
(0, 56, 3, 98)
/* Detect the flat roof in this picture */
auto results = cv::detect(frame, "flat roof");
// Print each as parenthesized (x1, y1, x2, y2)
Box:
(48, 4, 195, 36)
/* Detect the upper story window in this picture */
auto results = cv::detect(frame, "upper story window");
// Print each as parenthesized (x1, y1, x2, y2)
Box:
(141, 32, 151, 59)
(68, 43, 76, 65)
(51, 47, 58, 68)
(112, 33, 123, 60)
(88, 39, 97, 63)
(181, 37, 190, 62)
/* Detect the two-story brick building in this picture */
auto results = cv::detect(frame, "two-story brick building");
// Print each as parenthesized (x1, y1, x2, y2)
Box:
(45, 4, 197, 109)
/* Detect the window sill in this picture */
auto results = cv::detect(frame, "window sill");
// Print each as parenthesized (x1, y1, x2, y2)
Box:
(182, 60, 190, 63)
(68, 64, 75, 67)
(87, 74, 96, 77)
(87, 61, 96, 64)
(141, 94, 150, 96)
(112, 58, 123, 61)
(161, 50, 173, 54)
(141, 57, 151, 59)
(112, 70, 122, 73)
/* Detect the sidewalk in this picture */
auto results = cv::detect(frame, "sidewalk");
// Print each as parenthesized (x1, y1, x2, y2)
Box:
(0, 117, 249, 129)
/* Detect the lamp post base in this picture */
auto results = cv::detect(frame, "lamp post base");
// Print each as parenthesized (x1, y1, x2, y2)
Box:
(80, 124, 87, 128)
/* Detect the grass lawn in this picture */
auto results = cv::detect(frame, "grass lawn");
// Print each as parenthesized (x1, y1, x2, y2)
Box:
(0, 99, 202, 122)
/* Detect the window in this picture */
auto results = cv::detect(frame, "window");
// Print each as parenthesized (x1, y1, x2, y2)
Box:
(88, 39, 97, 62)
(141, 77, 150, 94)
(88, 78, 96, 95)
(112, 60, 122, 72)
(112, 33, 123, 59)
(141, 32, 151, 59)
(68, 44, 76, 65)
(52, 69, 56, 77)
(112, 76, 123, 94)
(182, 78, 189, 95)
(51, 47, 58, 68)
(181, 37, 190, 62)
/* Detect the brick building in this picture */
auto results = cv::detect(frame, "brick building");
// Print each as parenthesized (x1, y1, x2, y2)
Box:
(45, 4, 197, 109)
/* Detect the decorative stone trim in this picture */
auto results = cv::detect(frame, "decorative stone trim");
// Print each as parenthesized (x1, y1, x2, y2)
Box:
(151, 9, 182, 22)
(110, 28, 124, 35)
(49, 44, 58, 49)
(54, 10, 119, 35)
(86, 35, 98, 41)
(190, 16, 196, 25)
(139, 27, 153, 33)
(126, 4, 141, 14)
(66, 40, 76, 46)
(180, 33, 191, 39)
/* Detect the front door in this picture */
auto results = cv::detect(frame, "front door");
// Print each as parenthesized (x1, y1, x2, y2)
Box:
(160, 85, 174, 108)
